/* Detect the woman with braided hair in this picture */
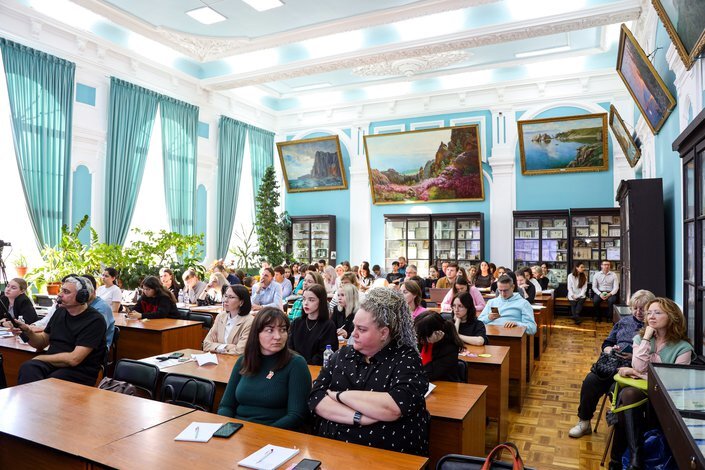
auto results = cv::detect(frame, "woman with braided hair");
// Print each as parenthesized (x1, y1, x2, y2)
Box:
(308, 288, 430, 456)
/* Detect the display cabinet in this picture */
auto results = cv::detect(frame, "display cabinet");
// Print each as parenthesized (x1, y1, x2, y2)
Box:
(384, 213, 484, 275)
(513, 210, 569, 283)
(570, 208, 621, 283)
(648, 363, 705, 470)
(290, 215, 336, 265)
(616, 179, 666, 303)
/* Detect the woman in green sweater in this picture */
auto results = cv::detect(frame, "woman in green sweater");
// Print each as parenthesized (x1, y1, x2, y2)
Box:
(217, 307, 311, 430)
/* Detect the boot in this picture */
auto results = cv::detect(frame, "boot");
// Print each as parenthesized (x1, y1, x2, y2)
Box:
(623, 408, 642, 470)
(608, 462, 621, 470)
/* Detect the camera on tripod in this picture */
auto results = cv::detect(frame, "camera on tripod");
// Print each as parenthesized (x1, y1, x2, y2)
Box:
(0, 240, 11, 247)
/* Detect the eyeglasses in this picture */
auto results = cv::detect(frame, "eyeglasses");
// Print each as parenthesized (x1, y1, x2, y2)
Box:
(222, 295, 239, 301)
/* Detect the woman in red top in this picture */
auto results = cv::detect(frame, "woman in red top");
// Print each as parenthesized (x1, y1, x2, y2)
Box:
(129, 276, 178, 319)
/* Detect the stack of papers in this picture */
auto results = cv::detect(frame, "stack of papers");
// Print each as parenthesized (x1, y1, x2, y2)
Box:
(139, 354, 194, 370)
(238, 445, 300, 470)
(193, 352, 218, 366)
(425, 383, 436, 398)
(174, 422, 223, 443)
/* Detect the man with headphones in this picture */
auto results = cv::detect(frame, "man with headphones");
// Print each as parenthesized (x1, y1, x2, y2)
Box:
(13, 275, 107, 386)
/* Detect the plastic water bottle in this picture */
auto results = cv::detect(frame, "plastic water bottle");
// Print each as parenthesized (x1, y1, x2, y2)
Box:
(323, 345, 333, 369)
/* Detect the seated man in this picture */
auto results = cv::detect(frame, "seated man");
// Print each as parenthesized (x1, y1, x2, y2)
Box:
(385, 261, 404, 287)
(478, 274, 537, 334)
(592, 260, 619, 322)
(14, 276, 107, 386)
(250, 267, 283, 312)
(274, 266, 293, 299)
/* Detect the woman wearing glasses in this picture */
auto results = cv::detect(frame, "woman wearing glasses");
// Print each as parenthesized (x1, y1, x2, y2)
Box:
(203, 284, 253, 355)
(452, 292, 487, 346)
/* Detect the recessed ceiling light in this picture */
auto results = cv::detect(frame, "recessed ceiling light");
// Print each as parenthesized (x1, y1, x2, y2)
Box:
(186, 6, 227, 25)
(515, 46, 570, 58)
(241, 0, 284, 12)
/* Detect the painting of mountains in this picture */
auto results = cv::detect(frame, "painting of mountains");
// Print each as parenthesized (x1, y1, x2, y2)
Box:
(363, 125, 484, 204)
(277, 135, 347, 193)
(518, 113, 609, 176)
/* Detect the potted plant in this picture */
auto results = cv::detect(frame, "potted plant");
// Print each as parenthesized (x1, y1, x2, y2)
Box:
(13, 253, 28, 277)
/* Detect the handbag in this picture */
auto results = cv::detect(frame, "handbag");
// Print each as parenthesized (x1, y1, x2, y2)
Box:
(98, 377, 137, 396)
(590, 350, 631, 379)
(436, 442, 530, 470)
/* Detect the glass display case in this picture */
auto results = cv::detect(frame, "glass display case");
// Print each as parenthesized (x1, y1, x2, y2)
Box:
(290, 215, 336, 265)
(513, 211, 569, 283)
(384, 213, 484, 276)
(648, 363, 705, 469)
(570, 208, 621, 282)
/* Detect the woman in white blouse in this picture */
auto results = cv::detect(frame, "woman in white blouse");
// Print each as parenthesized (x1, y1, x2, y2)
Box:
(203, 284, 253, 355)
(567, 263, 588, 324)
(97, 267, 122, 314)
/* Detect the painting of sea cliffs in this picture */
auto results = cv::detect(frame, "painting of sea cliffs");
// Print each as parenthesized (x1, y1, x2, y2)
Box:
(277, 135, 347, 192)
(518, 113, 609, 176)
(363, 125, 484, 205)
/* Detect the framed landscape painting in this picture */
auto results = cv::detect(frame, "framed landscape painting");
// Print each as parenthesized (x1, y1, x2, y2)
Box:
(609, 105, 641, 168)
(616, 24, 676, 134)
(518, 113, 609, 176)
(652, 0, 705, 70)
(363, 125, 484, 205)
(276, 135, 347, 193)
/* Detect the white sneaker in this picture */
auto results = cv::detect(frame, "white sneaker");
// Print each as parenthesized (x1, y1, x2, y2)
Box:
(568, 420, 592, 438)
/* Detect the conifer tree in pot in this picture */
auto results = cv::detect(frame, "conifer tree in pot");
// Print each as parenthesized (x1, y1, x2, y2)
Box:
(254, 166, 291, 267)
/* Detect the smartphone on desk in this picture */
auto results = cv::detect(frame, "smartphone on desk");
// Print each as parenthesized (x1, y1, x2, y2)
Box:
(213, 422, 243, 438)
(293, 459, 322, 470)
(168, 352, 184, 359)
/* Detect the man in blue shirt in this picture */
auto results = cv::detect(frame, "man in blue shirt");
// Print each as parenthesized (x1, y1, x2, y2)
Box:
(251, 267, 283, 312)
(478, 274, 537, 335)
(274, 266, 293, 299)
(83, 274, 115, 349)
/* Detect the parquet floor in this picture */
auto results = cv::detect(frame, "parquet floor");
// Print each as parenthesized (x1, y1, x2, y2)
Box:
(494, 317, 615, 469)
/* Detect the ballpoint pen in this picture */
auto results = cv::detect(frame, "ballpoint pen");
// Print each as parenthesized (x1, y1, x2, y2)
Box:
(194, 426, 200, 440)
(255, 447, 274, 463)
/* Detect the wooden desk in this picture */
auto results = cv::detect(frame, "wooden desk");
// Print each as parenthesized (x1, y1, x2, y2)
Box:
(533, 309, 545, 361)
(189, 305, 222, 315)
(460, 344, 510, 444)
(0, 378, 194, 469)
(0, 335, 40, 387)
(87, 410, 428, 469)
(114, 318, 203, 360)
(485, 325, 531, 408)
(534, 293, 554, 339)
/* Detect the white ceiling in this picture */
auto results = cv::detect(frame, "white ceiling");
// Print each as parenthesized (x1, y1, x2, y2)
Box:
(10, 0, 642, 111)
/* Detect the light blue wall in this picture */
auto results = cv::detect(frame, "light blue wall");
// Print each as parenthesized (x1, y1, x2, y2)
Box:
(71, 165, 92, 245)
(515, 105, 616, 210)
(369, 111, 493, 266)
(75, 83, 96, 106)
(196, 184, 207, 260)
(282, 131, 351, 263)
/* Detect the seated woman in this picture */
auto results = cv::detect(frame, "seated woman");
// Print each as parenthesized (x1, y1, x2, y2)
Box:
(473, 261, 493, 288)
(515, 269, 536, 304)
(217, 307, 311, 430)
(288, 271, 325, 321)
(203, 285, 253, 355)
(414, 311, 465, 382)
(308, 288, 430, 456)
(180, 268, 207, 304)
(97, 267, 122, 314)
(357, 262, 375, 292)
(331, 283, 359, 340)
(569, 289, 655, 439)
(452, 292, 488, 346)
(401, 280, 426, 318)
(0, 278, 38, 326)
(425, 265, 439, 290)
(489, 266, 506, 293)
(532, 265, 549, 290)
(323, 266, 337, 295)
(288, 284, 338, 365)
(609, 297, 694, 470)
(528, 266, 544, 293)
(198, 272, 228, 305)
(440, 276, 485, 314)
(567, 263, 588, 324)
(328, 272, 364, 313)
(159, 267, 181, 302)
(128, 276, 178, 319)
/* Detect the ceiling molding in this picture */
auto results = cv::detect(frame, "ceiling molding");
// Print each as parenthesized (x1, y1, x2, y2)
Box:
(352, 50, 470, 77)
(204, 1, 641, 89)
(70, 0, 501, 61)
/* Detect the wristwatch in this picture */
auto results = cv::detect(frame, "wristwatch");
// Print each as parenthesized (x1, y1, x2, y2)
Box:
(353, 410, 362, 426)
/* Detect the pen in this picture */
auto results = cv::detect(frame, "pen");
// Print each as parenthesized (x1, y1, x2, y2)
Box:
(194, 426, 200, 439)
(256, 447, 274, 463)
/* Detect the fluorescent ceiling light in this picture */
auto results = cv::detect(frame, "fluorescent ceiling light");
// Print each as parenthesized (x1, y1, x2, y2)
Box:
(241, 0, 284, 12)
(515, 46, 570, 58)
(186, 6, 227, 25)
(290, 82, 333, 91)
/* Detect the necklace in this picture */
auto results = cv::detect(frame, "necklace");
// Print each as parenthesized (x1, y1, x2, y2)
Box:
(305, 318, 318, 332)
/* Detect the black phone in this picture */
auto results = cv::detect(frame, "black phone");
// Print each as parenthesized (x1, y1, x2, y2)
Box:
(293, 459, 322, 470)
(212, 422, 243, 438)
(618, 344, 633, 354)
(491, 307, 500, 315)
(168, 352, 184, 359)
(155, 356, 169, 361)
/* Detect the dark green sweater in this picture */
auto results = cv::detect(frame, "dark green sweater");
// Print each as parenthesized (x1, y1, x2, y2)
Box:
(217, 353, 311, 430)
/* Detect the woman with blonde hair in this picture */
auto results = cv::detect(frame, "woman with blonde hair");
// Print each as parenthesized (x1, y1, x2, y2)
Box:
(331, 283, 359, 339)
(323, 265, 337, 294)
(198, 272, 228, 305)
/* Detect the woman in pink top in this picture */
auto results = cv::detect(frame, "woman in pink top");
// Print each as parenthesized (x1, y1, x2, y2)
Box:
(609, 298, 693, 470)
(401, 280, 426, 318)
(440, 276, 485, 314)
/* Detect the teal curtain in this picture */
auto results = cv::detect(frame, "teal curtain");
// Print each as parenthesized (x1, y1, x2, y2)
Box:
(215, 116, 247, 259)
(104, 77, 159, 245)
(247, 124, 275, 215)
(160, 96, 198, 236)
(0, 39, 75, 247)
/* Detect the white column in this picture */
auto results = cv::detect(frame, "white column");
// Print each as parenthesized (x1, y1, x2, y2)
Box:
(348, 123, 371, 263)
(489, 109, 516, 268)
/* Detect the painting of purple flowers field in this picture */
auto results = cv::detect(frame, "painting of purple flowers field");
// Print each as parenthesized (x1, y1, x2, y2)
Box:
(363, 125, 484, 205)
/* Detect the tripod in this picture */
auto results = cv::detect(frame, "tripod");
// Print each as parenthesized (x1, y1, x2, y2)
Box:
(0, 245, 8, 287)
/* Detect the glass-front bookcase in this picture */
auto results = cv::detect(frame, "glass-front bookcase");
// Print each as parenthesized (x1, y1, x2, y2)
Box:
(384, 213, 484, 276)
(290, 215, 336, 265)
(570, 208, 621, 282)
(513, 210, 569, 283)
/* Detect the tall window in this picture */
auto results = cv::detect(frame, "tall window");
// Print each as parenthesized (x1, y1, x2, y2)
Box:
(229, 133, 255, 265)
